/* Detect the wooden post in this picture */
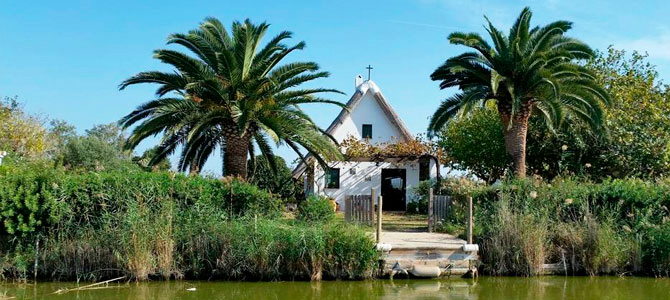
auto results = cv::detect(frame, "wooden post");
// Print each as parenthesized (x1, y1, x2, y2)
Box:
(467, 196, 473, 244)
(344, 196, 351, 222)
(428, 188, 434, 233)
(376, 196, 383, 243)
(370, 188, 376, 226)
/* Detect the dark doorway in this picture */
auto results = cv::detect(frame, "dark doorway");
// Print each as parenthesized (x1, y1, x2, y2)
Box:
(381, 168, 406, 211)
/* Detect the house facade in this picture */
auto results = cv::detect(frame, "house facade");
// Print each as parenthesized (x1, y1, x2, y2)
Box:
(293, 76, 438, 211)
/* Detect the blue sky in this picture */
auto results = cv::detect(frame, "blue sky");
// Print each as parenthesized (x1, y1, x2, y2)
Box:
(2, 0, 669, 174)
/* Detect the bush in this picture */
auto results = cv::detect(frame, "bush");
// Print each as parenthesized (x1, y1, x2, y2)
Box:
(643, 223, 670, 277)
(0, 161, 381, 281)
(0, 162, 282, 239)
(21, 217, 378, 281)
(215, 219, 378, 280)
(479, 199, 548, 276)
(247, 155, 302, 202)
(0, 160, 61, 236)
(553, 216, 634, 276)
(297, 195, 335, 223)
(407, 180, 432, 214)
(439, 176, 666, 276)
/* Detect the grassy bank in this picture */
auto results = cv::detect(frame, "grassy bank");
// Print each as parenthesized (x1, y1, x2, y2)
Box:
(434, 177, 670, 277)
(0, 161, 379, 281)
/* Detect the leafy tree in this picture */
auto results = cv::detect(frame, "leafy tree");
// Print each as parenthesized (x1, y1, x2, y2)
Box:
(248, 155, 300, 201)
(436, 47, 670, 181)
(527, 48, 670, 178)
(85, 123, 126, 149)
(119, 18, 343, 178)
(437, 105, 507, 183)
(46, 119, 77, 159)
(59, 123, 133, 171)
(0, 96, 49, 158)
(133, 146, 172, 172)
(428, 7, 610, 178)
(590, 48, 670, 177)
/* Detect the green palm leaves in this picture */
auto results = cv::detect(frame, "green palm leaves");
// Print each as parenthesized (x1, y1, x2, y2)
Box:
(429, 7, 610, 177)
(119, 18, 344, 178)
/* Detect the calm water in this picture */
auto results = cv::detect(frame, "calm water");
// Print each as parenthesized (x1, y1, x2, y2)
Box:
(2, 277, 670, 300)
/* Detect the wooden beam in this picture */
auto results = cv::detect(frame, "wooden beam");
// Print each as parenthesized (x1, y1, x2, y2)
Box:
(370, 188, 376, 226)
(377, 196, 383, 244)
(428, 188, 434, 233)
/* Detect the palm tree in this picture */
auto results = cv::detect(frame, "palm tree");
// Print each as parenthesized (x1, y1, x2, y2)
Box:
(428, 7, 610, 178)
(119, 18, 344, 178)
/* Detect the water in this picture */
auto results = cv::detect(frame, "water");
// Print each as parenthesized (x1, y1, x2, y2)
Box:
(2, 277, 670, 300)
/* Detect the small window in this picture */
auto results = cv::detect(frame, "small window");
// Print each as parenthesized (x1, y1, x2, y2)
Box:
(362, 124, 372, 139)
(325, 168, 340, 189)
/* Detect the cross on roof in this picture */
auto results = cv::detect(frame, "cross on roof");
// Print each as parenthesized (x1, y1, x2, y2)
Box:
(366, 65, 373, 80)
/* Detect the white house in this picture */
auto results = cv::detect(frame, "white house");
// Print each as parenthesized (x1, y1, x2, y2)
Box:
(293, 75, 439, 211)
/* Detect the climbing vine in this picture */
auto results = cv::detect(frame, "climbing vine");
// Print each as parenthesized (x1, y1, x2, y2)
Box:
(340, 135, 444, 162)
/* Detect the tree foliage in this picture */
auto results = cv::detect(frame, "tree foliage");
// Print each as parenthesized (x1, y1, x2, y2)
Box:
(133, 146, 172, 172)
(527, 47, 670, 179)
(437, 47, 670, 181)
(592, 48, 670, 177)
(437, 105, 507, 183)
(119, 18, 343, 178)
(429, 7, 609, 178)
(57, 122, 133, 171)
(247, 154, 300, 202)
(0, 96, 49, 158)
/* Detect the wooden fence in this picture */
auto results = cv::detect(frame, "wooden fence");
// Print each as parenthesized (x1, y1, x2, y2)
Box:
(344, 195, 375, 225)
(433, 195, 451, 222)
(428, 188, 452, 233)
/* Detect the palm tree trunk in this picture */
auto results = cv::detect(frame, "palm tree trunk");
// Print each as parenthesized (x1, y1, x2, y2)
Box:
(499, 103, 532, 178)
(223, 132, 250, 179)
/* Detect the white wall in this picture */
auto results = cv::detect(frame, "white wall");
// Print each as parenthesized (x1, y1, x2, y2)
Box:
(331, 90, 404, 144)
(306, 80, 439, 210)
(311, 159, 437, 210)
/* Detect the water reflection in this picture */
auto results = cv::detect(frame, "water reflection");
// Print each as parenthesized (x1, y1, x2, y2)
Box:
(1, 277, 670, 300)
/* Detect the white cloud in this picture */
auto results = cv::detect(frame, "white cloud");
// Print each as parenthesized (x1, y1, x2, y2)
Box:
(616, 34, 670, 60)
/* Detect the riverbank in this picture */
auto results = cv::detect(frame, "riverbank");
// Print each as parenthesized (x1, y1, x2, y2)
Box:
(2, 277, 670, 300)
(430, 177, 670, 277)
(0, 163, 379, 281)
(4, 160, 670, 281)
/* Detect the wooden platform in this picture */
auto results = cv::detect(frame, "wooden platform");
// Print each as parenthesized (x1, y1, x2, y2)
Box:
(378, 231, 478, 277)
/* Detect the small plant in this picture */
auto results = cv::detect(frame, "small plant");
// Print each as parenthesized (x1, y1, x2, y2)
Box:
(643, 223, 670, 277)
(297, 195, 335, 223)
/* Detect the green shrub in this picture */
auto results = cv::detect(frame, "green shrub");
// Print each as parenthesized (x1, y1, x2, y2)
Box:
(643, 223, 670, 277)
(407, 180, 432, 214)
(297, 195, 335, 223)
(442, 176, 666, 276)
(0, 161, 381, 281)
(322, 222, 379, 279)
(0, 166, 282, 239)
(0, 160, 61, 236)
(479, 199, 548, 276)
(553, 216, 634, 276)
(186, 219, 378, 280)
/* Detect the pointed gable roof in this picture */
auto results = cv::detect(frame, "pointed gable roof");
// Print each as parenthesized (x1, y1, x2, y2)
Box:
(325, 80, 413, 141)
(292, 79, 413, 177)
